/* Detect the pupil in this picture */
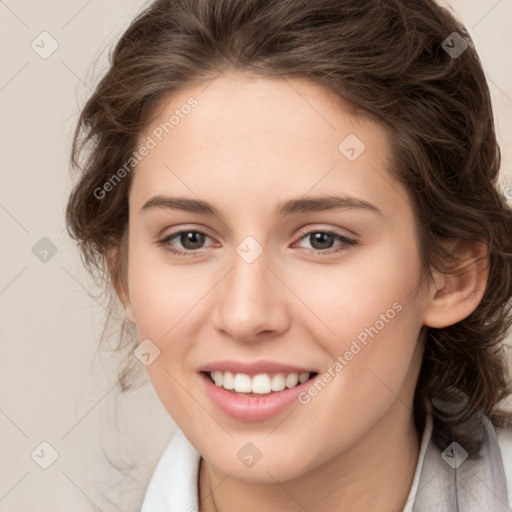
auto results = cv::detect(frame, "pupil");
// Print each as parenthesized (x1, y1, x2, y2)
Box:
(310, 232, 333, 250)
(182, 231, 204, 249)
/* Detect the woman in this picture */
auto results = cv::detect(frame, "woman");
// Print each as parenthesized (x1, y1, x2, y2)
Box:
(65, 0, 512, 510)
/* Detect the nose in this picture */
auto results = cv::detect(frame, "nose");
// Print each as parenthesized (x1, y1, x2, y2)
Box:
(212, 247, 291, 343)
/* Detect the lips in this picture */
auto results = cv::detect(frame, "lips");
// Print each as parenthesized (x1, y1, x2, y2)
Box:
(198, 360, 319, 421)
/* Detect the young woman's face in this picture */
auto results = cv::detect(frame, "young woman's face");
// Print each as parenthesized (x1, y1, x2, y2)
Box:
(121, 72, 432, 481)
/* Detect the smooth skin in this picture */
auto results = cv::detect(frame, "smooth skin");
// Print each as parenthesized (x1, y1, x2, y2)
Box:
(111, 71, 488, 512)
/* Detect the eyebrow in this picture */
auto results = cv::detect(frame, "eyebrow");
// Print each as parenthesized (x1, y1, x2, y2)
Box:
(140, 194, 382, 218)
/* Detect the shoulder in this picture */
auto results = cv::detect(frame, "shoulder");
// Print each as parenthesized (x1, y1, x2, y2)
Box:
(496, 425, 512, 506)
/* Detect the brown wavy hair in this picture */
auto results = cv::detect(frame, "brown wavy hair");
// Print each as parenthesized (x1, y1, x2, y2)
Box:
(65, 0, 512, 453)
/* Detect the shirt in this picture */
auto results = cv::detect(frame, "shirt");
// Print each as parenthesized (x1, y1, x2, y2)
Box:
(141, 411, 512, 511)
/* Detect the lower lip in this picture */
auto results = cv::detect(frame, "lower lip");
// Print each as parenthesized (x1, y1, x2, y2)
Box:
(199, 372, 316, 421)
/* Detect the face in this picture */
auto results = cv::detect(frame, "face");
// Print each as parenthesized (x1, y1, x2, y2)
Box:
(120, 71, 432, 482)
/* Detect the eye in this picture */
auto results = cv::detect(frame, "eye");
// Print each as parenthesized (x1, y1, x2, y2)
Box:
(158, 228, 357, 258)
(293, 230, 357, 255)
(158, 229, 216, 256)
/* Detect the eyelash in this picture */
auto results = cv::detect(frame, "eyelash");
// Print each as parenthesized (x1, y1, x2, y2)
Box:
(157, 228, 358, 258)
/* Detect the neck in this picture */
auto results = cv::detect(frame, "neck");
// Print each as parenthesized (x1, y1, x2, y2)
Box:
(199, 399, 422, 512)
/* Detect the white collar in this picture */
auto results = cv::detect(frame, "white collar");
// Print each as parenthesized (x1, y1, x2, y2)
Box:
(141, 412, 434, 512)
(141, 426, 201, 512)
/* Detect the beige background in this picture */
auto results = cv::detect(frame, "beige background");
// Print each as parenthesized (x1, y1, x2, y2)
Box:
(1, 1, 511, 510)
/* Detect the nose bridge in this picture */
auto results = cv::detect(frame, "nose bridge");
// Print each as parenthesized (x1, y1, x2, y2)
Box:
(213, 239, 288, 341)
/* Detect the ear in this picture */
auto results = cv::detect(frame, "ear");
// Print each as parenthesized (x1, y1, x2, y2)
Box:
(107, 246, 135, 324)
(423, 240, 489, 328)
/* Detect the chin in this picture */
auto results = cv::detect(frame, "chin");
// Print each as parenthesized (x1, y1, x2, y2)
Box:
(203, 439, 319, 483)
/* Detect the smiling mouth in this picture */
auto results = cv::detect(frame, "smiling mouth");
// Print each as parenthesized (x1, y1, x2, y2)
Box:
(202, 370, 318, 396)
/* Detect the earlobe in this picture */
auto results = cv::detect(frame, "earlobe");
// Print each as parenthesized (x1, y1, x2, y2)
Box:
(423, 241, 489, 329)
(106, 247, 135, 324)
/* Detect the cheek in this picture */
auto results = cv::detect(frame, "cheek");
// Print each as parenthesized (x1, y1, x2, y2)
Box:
(284, 249, 424, 453)
(127, 245, 209, 333)
(125, 247, 202, 419)
(292, 234, 425, 403)
(293, 236, 424, 344)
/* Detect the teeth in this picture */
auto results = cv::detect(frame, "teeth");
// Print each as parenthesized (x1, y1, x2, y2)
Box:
(212, 371, 223, 386)
(233, 373, 252, 392)
(252, 374, 272, 394)
(209, 371, 312, 395)
(223, 371, 235, 390)
(285, 373, 299, 388)
(271, 373, 286, 392)
(299, 372, 309, 383)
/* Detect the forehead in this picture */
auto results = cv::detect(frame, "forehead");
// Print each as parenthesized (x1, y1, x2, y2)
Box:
(130, 72, 407, 221)
(138, 71, 384, 154)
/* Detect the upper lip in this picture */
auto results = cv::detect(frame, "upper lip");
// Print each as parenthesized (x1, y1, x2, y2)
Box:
(199, 360, 317, 376)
